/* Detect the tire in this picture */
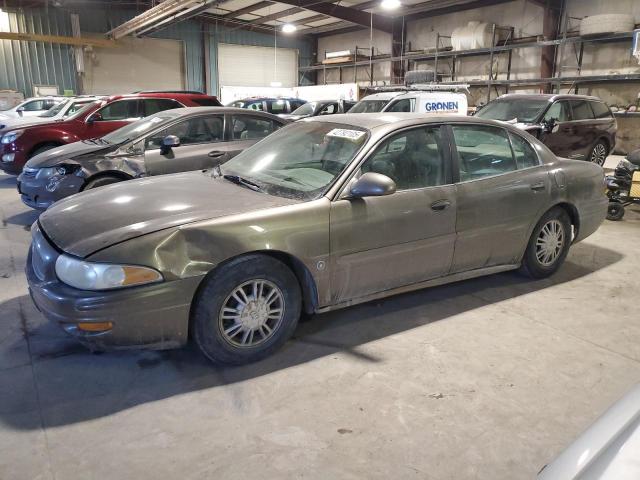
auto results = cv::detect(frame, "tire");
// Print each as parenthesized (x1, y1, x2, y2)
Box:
(519, 207, 572, 279)
(589, 140, 608, 167)
(606, 202, 625, 221)
(83, 175, 123, 190)
(192, 254, 301, 365)
(28, 143, 60, 159)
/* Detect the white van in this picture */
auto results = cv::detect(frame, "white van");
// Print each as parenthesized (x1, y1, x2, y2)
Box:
(350, 87, 468, 116)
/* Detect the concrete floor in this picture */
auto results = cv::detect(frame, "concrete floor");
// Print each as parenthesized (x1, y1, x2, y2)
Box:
(1, 165, 639, 480)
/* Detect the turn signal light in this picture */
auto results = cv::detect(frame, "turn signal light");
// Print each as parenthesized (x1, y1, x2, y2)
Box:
(77, 322, 113, 332)
(122, 266, 162, 286)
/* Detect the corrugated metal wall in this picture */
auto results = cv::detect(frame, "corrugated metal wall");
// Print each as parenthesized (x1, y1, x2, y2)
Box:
(0, 6, 314, 98)
(0, 8, 77, 96)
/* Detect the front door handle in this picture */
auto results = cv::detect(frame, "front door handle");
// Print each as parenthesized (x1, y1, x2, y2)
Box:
(208, 150, 225, 158)
(530, 182, 546, 191)
(431, 199, 451, 211)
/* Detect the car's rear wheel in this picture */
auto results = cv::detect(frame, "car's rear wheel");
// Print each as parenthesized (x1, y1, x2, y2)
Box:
(589, 140, 608, 166)
(519, 207, 572, 279)
(192, 255, 301, 365)
(83, 175, 123, 190)
(606, 202, 625, 221)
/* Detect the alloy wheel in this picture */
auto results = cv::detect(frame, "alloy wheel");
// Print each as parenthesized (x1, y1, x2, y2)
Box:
(218, 279, 285, 348)
(535, 219, 565, 266)
(590, 143, 607, 166)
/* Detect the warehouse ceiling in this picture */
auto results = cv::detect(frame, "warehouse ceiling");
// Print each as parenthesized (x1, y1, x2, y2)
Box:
(2, 0, 515, 36)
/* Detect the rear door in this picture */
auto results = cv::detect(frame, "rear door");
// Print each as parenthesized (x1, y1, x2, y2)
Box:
(143, 113, 226, 175)
(450, 124, 550, 272)
(567, 99, 597, 160)
(329, 124, 457, 303)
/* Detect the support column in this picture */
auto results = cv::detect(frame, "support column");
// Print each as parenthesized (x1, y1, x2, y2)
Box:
(541, 0, 561, 93)
(391, 17, 406, 85)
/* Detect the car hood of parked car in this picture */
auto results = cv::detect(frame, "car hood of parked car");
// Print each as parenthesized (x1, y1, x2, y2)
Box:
(0, 116, 56, 131)
(38, 171, 301, 258)
(25, 140, 116, 168)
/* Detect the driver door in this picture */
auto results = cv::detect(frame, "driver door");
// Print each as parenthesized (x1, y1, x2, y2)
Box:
(329, 125, 457, 304)
(539, 100, 575, 158)
(143, 114, 226, 176)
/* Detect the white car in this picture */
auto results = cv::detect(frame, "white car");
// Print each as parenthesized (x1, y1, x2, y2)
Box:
(0, 97, 101, 130)
(538, 383, 640, 480)
(0, 97, 64, 120)
(350, 89, 468, 116)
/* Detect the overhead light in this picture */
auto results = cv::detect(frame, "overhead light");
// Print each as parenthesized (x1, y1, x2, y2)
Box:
(270, 81, 282, 87)
(380, 0, 401, 9)
(282, 23, 297, 33)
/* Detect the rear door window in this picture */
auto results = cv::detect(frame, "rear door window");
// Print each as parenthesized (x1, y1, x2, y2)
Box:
(570, 100, 595, 121)
(543, 101, 571, 122)
(231, 115, 277, 140)
(98, 99, 142, 121)
(143, 98, 183, 115)
(509, 132, 540, 169)
(267, 100, 287, 114)
(452, 125, 516, 181)
(590, 101, 613, 119)
(318, 103, 338, 115)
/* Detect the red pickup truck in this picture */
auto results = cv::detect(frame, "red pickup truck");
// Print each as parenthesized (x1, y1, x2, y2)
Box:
(0, 91, 221, 174)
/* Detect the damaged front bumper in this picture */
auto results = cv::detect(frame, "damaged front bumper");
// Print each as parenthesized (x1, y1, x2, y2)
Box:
(18, 166, 84, 210)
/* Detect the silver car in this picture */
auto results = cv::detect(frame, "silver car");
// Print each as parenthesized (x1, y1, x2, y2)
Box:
(26, 113, 607, 365)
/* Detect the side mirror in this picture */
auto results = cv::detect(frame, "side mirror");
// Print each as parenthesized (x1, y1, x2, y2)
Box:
(16, 107, 24, 116)
(160, 135, 180, 154)
(87, 112, 103, 124)
(349, 172, 396, 198)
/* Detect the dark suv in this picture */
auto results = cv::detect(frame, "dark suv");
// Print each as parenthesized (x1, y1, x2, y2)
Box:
(0, 92, 221, 174)
(476, 94, 616, 166)
(228, 97, 306, 114)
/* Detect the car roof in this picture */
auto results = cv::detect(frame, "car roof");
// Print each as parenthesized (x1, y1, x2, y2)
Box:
(497, 93, 604, 102)
(304, 112, 509, 130)
(358, 91, 404, 101)
(232, 97, 304, 101)
(103, 92, 218, 102)
(148, 106, 284, 119)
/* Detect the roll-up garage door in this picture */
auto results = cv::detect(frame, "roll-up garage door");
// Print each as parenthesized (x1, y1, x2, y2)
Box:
(218, 43, 298, 88)
(83, 37, 185, 94)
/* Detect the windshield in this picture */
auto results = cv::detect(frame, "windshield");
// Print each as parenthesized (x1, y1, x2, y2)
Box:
(102, 112, 179, 144)
(222, 121, 369, 201)
(349, 99, 390, 113)
(476, 98, 550, 123)
(39, 100, 69, 118)
(67, 102, 99, 120)
(291, 102, 317, 116)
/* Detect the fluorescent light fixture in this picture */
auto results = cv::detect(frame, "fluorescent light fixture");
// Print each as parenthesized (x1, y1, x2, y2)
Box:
(282, 23, 297, 33)
(270, 81, 282, 87)
(380, 0, 401, 9)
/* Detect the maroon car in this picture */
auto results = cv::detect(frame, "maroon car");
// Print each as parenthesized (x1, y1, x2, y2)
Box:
(0, 92, 221, 174)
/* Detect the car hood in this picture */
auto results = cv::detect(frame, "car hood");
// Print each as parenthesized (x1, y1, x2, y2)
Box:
(278, 114, 308, 121)
(38, 171, 301, 258)
(25, 140, 115, 168)
(0, 116, 53, 131)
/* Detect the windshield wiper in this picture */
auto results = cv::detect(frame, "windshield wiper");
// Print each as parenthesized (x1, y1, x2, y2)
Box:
(223, 174, 262, 192)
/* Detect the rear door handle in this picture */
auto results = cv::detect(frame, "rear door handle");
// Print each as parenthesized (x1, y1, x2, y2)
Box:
(208, 150, 225, 158)
(431, 199, 451, 211)
(530, 182, 546, 191)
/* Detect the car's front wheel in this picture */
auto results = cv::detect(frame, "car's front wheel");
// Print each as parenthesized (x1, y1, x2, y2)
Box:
(83, 175, 123, 190)
(192, 255, 301, 365)
(589, 140, 608, 166)
(519, 207, 572, 279)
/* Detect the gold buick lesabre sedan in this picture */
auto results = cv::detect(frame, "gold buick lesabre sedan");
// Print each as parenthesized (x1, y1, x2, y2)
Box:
(27, 113, 607, 364)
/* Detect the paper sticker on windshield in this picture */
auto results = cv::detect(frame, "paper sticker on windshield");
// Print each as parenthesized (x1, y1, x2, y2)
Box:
(326, 128, 366, 142)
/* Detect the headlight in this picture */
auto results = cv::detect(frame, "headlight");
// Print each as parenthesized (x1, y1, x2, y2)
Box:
(1, 130, 24, 144)
(55, 254, 163, 290)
